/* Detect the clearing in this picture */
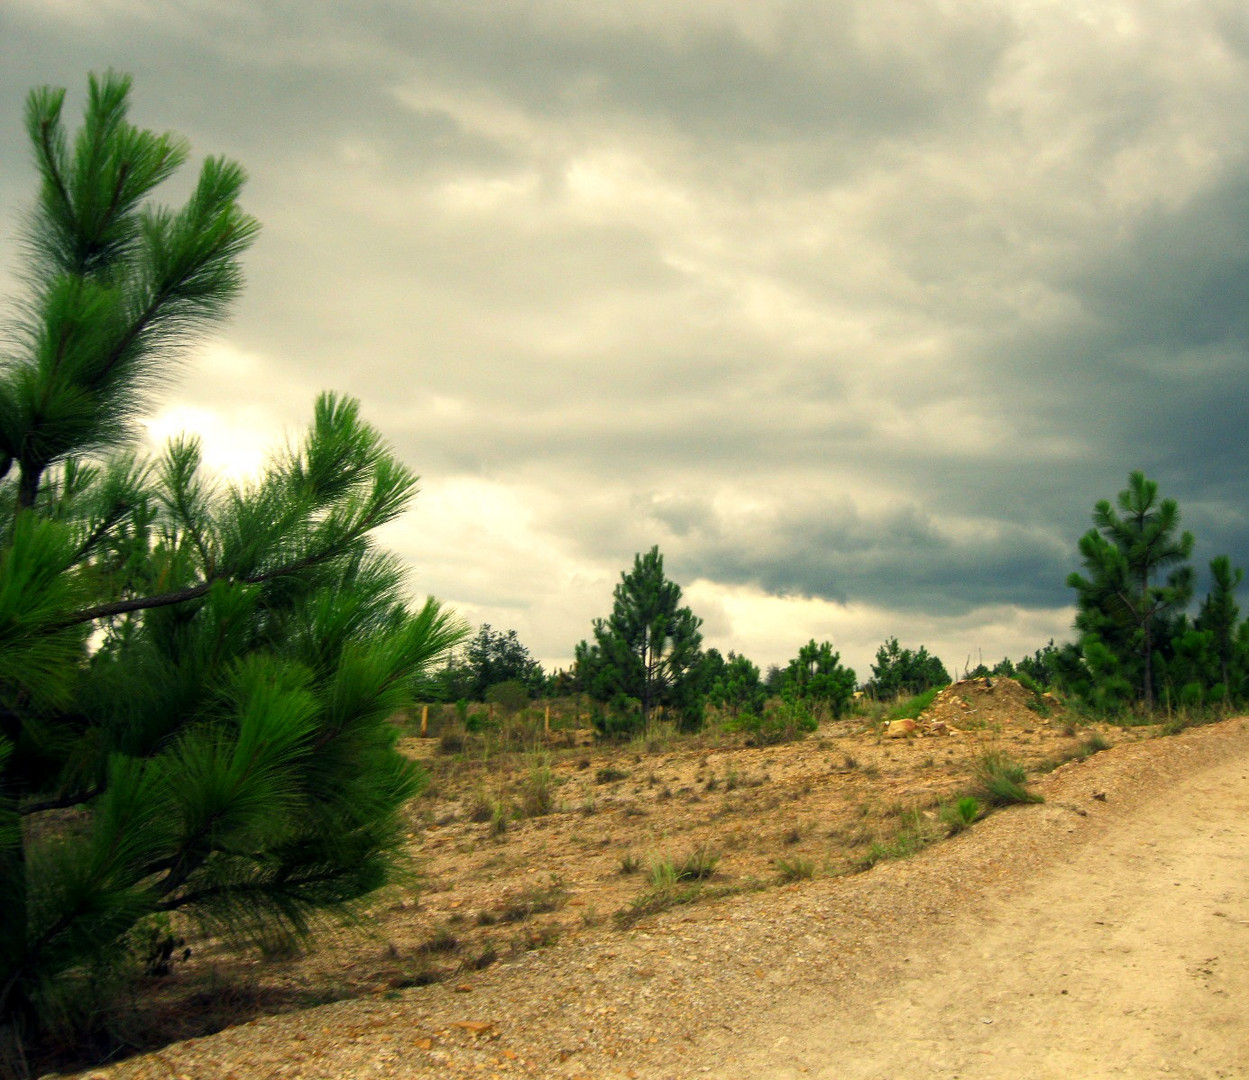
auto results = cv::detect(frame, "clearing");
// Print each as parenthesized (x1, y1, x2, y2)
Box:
(44, 685, 1249, 1078)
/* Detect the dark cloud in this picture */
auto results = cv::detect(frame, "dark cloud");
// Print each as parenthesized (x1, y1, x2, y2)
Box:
(4, 1, 1249, 667)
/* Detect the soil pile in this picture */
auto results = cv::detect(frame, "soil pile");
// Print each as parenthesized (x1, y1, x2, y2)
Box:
(919, 675, 1063, 732)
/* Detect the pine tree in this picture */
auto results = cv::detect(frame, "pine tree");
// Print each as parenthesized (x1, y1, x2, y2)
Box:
(708, 652, 766, 718)
(575, 546, 704, 733)
(462, 624, 545, 700)
(866, 637, 950, 699)
(783, 640, 856, 719)
(1066, 471, 1194, 711)
(0, 74, 463, 1049)
(1195, 555, 1243, 696)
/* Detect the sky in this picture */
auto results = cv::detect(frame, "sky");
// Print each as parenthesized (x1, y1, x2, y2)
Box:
(3, 0, 1249, 681)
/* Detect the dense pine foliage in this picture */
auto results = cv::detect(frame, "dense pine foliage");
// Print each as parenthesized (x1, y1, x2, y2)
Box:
(0, 74, 462, 1051)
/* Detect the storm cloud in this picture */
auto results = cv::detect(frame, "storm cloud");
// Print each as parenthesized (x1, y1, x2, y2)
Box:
(3, 0, 1248, 677)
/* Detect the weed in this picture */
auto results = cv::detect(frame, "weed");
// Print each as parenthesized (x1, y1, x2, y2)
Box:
(886, 688, 941, 723)
(675, 846, 721, 882)
(416, 928, 460, 955)
(439, 728, 467, 755)
(773, 855, 815, 883)
(843, 754, 859, 770)
(595, 766, 629, 784)
(466, 790, 495, 824)
(1082, 732, 1112, 754)
(467, 945, 498, 970)
(489, 800, 509, 838)
(646, 846, 721, 888)
(519, 756, 556, 817)
(517, 924, 561, 950)
(940, 795, 981, 834)
(974, 753, 1043, 806)
(496, 876, 568, 923)
(854, 827, 930, 871)
(783, 826, 803, 845)
(618, 852, 641, 875)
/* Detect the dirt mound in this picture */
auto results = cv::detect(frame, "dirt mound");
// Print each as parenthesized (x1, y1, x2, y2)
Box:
(919, 676, 1062, 732)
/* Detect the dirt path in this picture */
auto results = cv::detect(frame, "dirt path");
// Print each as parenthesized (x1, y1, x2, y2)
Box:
(62, 719, 1249, 1080)
(668, 740, 1249, 1080)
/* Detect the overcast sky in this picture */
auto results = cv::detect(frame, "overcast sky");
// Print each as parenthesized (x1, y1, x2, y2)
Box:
(4, 0, 1249, 680)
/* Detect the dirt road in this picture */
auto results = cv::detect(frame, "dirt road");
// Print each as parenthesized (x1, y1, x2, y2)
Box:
(672, 735, 1249, 1080)
(66, 719, 1249, 1080)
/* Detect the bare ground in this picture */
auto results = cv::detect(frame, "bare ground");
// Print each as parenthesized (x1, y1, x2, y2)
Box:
(49, 703, 1249, 1079)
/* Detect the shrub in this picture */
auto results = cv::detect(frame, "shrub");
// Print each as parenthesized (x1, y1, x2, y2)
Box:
(730, 701, 818, 746)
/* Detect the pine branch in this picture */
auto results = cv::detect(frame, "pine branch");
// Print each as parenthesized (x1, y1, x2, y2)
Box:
(19, 786, 101, 816)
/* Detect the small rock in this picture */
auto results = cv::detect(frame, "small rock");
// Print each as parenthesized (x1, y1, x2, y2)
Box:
(451, 1021, 496, 1035)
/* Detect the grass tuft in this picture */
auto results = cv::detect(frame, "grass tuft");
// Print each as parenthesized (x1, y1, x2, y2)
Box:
(772, 855, 815, 883)
(974, 752, 1043, 806)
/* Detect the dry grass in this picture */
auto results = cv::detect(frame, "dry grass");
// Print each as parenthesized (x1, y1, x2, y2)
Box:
(43, 688, 1146, 1076)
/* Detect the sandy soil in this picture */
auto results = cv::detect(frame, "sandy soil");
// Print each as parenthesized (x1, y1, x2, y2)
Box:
(56, 715, 1249, 1080)
(663, 727, 1249, 1079)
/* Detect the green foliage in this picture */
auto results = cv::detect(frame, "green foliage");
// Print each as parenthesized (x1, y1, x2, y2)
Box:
(0, 74, 464, 1046)
(1067, 472, 1195, 711)
(1194, 555, 1244, 698)
(940, 796, 981, 834)
(708, 651, 767, 718)
(728, 699, 818, 746)
(885, 686, 941, 723)
(518, 756, 556, 818)
(576, 547, 705, 735)
(974, 754, 1043, 806)
(866, 638, 950, 699)
(781, 640, 856, 719)
(854, 814, 933, 870)
(428, 624, 544, 703)
(772, 855, 815, 883)
(484, 679, 530, 717)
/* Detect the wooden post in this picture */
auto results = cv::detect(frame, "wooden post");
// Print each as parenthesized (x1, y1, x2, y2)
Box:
(544, 701, 551, 736)
(420, 704, 429, 737)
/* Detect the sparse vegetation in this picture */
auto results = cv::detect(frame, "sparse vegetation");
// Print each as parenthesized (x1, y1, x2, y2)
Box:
(940, 796, 981, 834)
(773, 855, 816, 883)
(974, 753, 1044, 806)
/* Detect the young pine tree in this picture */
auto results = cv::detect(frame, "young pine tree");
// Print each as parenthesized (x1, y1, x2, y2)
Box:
(1194, 555, 1244, 697)
(0, 73, 463, 1049)
(1066, 471, 1194, 712)
(575, 546, 704, 733)
(783, 640, 856, 719)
